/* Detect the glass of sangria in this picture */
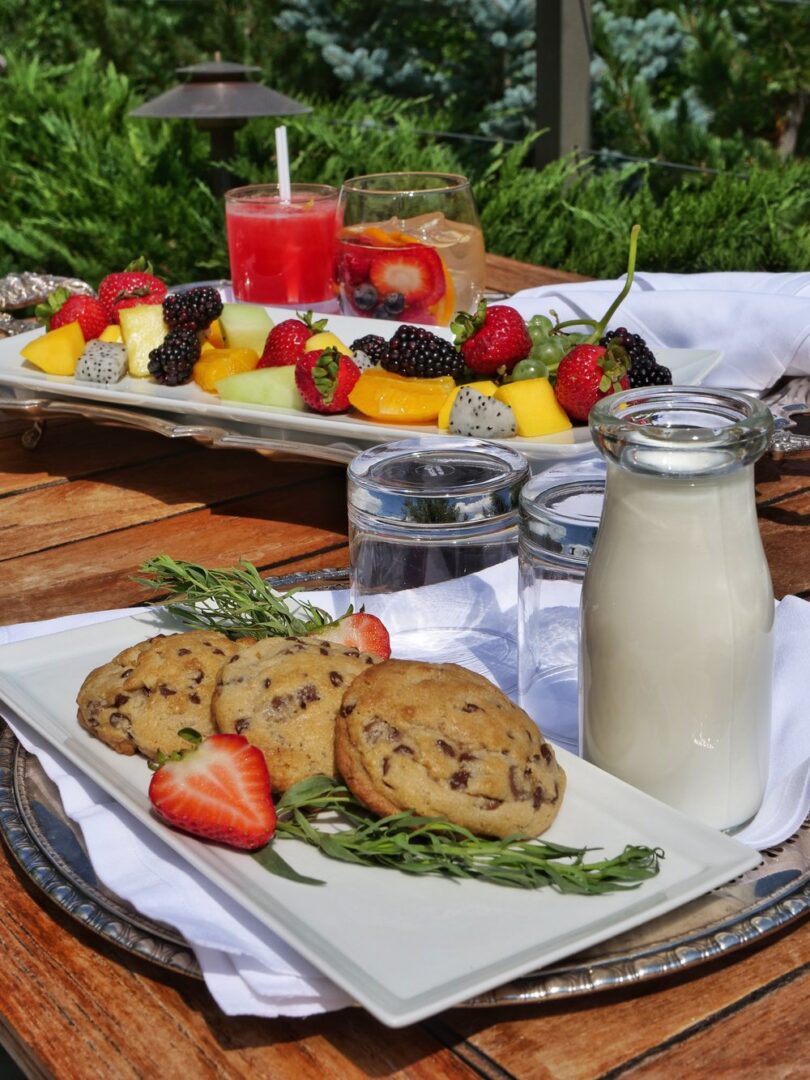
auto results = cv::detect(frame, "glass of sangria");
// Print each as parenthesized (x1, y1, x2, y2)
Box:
(336, 172, 485, 326)
(225, 183, 339, 308)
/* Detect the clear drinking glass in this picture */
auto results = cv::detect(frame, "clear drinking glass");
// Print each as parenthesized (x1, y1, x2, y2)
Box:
(581, 387, 774, 831)
(336, 172, 485, 326)
(347, 437, 528, 689)
(225, 182, 339, 307)
(518, 467, 605, 751)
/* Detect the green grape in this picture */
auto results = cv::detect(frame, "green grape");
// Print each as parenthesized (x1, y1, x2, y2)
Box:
(508, 357, 548, 381)
(526, 314, 553, 343)
(532, 339, 567, 366)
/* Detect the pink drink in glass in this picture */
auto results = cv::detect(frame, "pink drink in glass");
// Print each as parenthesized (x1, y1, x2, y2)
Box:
(225, 183, 338, 306)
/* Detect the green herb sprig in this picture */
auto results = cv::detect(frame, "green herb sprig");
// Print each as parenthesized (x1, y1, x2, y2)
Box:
(257, 777, 664, 894)
(136, 555, 337, 640)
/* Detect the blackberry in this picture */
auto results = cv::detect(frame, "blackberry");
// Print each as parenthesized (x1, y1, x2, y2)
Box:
(148, 328, 201, 385)
(163, 286, 223, 331)
(351, 334, 390, 366)
(601, 327, 672, 389)
(382, 325, 463, 379)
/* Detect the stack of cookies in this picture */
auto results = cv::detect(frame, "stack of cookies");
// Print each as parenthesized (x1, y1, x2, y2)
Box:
(77, 630, 566, 839)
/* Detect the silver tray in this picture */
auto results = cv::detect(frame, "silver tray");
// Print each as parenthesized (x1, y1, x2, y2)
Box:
(1, 722, 809, 1005)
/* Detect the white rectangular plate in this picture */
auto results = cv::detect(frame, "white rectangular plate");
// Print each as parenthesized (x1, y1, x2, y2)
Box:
(0, 611, 757, 1027)
(0, 309, 722, 464)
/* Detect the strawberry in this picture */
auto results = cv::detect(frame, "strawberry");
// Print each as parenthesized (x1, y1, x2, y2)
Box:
(553, 342, 630, 422)
(36, 288, 109, 340)
(315, 613, 391, 660)
(257, 312, 328, 368)
(148, 731, 276, 850)
(295, 348, 360, 414)
(451, 301, 532, 376)
(368, 245, 445, 306)
(98, 257, 168, 324)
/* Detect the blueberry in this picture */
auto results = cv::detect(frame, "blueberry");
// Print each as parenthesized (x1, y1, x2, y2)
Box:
(353, 283, 378, 311)
(382, 291, 405, 315)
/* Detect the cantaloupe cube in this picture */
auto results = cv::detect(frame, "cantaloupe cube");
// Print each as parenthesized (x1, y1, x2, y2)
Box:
(119, 304, 168, 377)
(494, 378, 573, 437)
(20, 322, 85, 376)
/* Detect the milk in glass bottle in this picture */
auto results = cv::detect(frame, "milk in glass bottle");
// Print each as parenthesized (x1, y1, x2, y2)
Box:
(580, 388, 774, 831)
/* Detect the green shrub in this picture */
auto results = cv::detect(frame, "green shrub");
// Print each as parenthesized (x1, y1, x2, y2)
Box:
(1, 54, 808, 287)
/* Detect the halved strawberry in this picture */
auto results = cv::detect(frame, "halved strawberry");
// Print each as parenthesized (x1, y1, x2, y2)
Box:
(314, 613, 391, 660)
(148, 731, 276, 850)
(368, 245, 445, 306)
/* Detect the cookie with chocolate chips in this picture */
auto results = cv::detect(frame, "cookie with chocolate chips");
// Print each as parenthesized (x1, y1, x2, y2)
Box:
(212, 636, 380, 792)
(334, 659, 566, 839)
(76, 630, 250, 759)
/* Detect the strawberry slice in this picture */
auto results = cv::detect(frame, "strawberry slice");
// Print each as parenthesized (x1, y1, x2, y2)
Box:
(315, 613, 391, 660)
(368, 245, 445, 306)
(149, 732, 276, 850)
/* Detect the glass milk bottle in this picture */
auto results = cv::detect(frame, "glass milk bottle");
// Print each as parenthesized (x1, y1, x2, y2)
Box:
(580, 388, 774, 831)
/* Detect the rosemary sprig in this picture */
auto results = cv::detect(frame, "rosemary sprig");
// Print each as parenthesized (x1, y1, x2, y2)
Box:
(135, 555, 338, 640)
(266, 776, 664, 894)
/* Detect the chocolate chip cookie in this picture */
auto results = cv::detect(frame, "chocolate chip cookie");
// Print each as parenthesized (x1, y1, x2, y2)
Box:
(334, 659, 566, 839)
(77, 630, 249, 759)
(212, 636, 379, 792)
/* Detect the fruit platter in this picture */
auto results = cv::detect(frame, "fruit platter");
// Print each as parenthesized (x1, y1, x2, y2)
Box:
(0, 240, 722, 465)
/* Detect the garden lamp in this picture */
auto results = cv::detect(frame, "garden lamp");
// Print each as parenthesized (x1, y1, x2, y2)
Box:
(130, 57, 311, 195)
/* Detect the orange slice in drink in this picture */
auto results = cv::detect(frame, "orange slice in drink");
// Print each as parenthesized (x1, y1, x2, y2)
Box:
(349, 369, 456, 423)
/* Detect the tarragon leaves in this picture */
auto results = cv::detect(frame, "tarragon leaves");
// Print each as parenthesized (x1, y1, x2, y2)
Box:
(136, 555, 337, 640)
(269, 777, 663, 894)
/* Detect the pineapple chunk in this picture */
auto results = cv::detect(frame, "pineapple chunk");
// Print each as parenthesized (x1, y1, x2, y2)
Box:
(119, 304, 169, 377)
(495, 378, 572, 437)
(21, 323, 85, 376)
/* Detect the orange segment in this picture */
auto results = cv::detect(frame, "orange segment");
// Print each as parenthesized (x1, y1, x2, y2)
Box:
(193, 347, 259, 393)
(349, 370, 456, 423)
(429, 257, 456, 326)
(206, 319, 226, 348)
(354, 226, 421, 248)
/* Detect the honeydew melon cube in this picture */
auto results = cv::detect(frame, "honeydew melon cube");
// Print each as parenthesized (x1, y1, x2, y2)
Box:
(219, 304, 274, 354)
(494, 378, 572, 437)
(118, 304, 168, 377)
(216, 366, 305, 411)
(20, 322, 85, 376)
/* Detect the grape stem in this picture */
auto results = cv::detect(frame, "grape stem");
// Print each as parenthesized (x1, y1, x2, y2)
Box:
(585, 224, 641, 344)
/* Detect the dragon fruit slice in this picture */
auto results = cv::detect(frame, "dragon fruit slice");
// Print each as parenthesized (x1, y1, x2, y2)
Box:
(75, 340, 128, 383)
(350, 348, 377, 372)
(448, 386, 517, 438)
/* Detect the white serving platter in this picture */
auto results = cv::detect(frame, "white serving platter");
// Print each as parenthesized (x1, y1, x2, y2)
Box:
(0, 308, 723, 465)
(0, 610, 758, 1028)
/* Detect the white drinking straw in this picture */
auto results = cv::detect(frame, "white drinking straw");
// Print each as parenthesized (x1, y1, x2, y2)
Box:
(275, 125, 292, 203)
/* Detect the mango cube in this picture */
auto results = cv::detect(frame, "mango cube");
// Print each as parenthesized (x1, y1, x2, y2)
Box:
(21, 322, 85, 376)
(494, 378, 573, 437)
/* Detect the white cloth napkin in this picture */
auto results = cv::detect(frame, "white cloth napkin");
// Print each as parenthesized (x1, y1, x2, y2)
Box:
(505, 271, 810, 392)
(1, 564, 809, 1018)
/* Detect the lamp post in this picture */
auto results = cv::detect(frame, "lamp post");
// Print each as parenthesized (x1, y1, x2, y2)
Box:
(129, 58, 311, 195)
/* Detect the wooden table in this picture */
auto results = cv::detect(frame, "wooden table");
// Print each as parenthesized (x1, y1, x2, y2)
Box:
(0, 259, 808, 1078)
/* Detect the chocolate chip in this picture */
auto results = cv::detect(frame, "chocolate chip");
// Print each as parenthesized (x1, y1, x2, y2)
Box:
(189, 693, 201, 705)
(158, 685, 177, 697)
(478, 797, 502, 811)
(541, 744, 553, 764)
(113, 694, 129, 708)
(235, 719, 250, 734)
(365, 656, 375, 665)
(177, 648, 191, 656)
(263, 677, 273, 689)
(120, 668, 133, 678)
(533, 785, 546, 809)
(298, 683, 319, 708)
(212, 647, 225, 656)
(109, 712, 129, 729)
(320, 645, 330, 655)
(382, 757, 390, 776)
(449, 770, 470, 790)
(458, 751, 477, 763)
(394, 744, 414, 756)
(271, 694, 292, 710)
(228, 655, 240, 664)
(436, 739, 456, 757)
(461, 702, 480, 713)
(340, 702, 356, 717)
(192, 670, 204, 684)
(362, 718, 399, 744)
(329, 671, 344, 687)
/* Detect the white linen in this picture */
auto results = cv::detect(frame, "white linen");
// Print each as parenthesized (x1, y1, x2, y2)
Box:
(505, 271, 810, 391)
(0, 562, 808, 1017)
